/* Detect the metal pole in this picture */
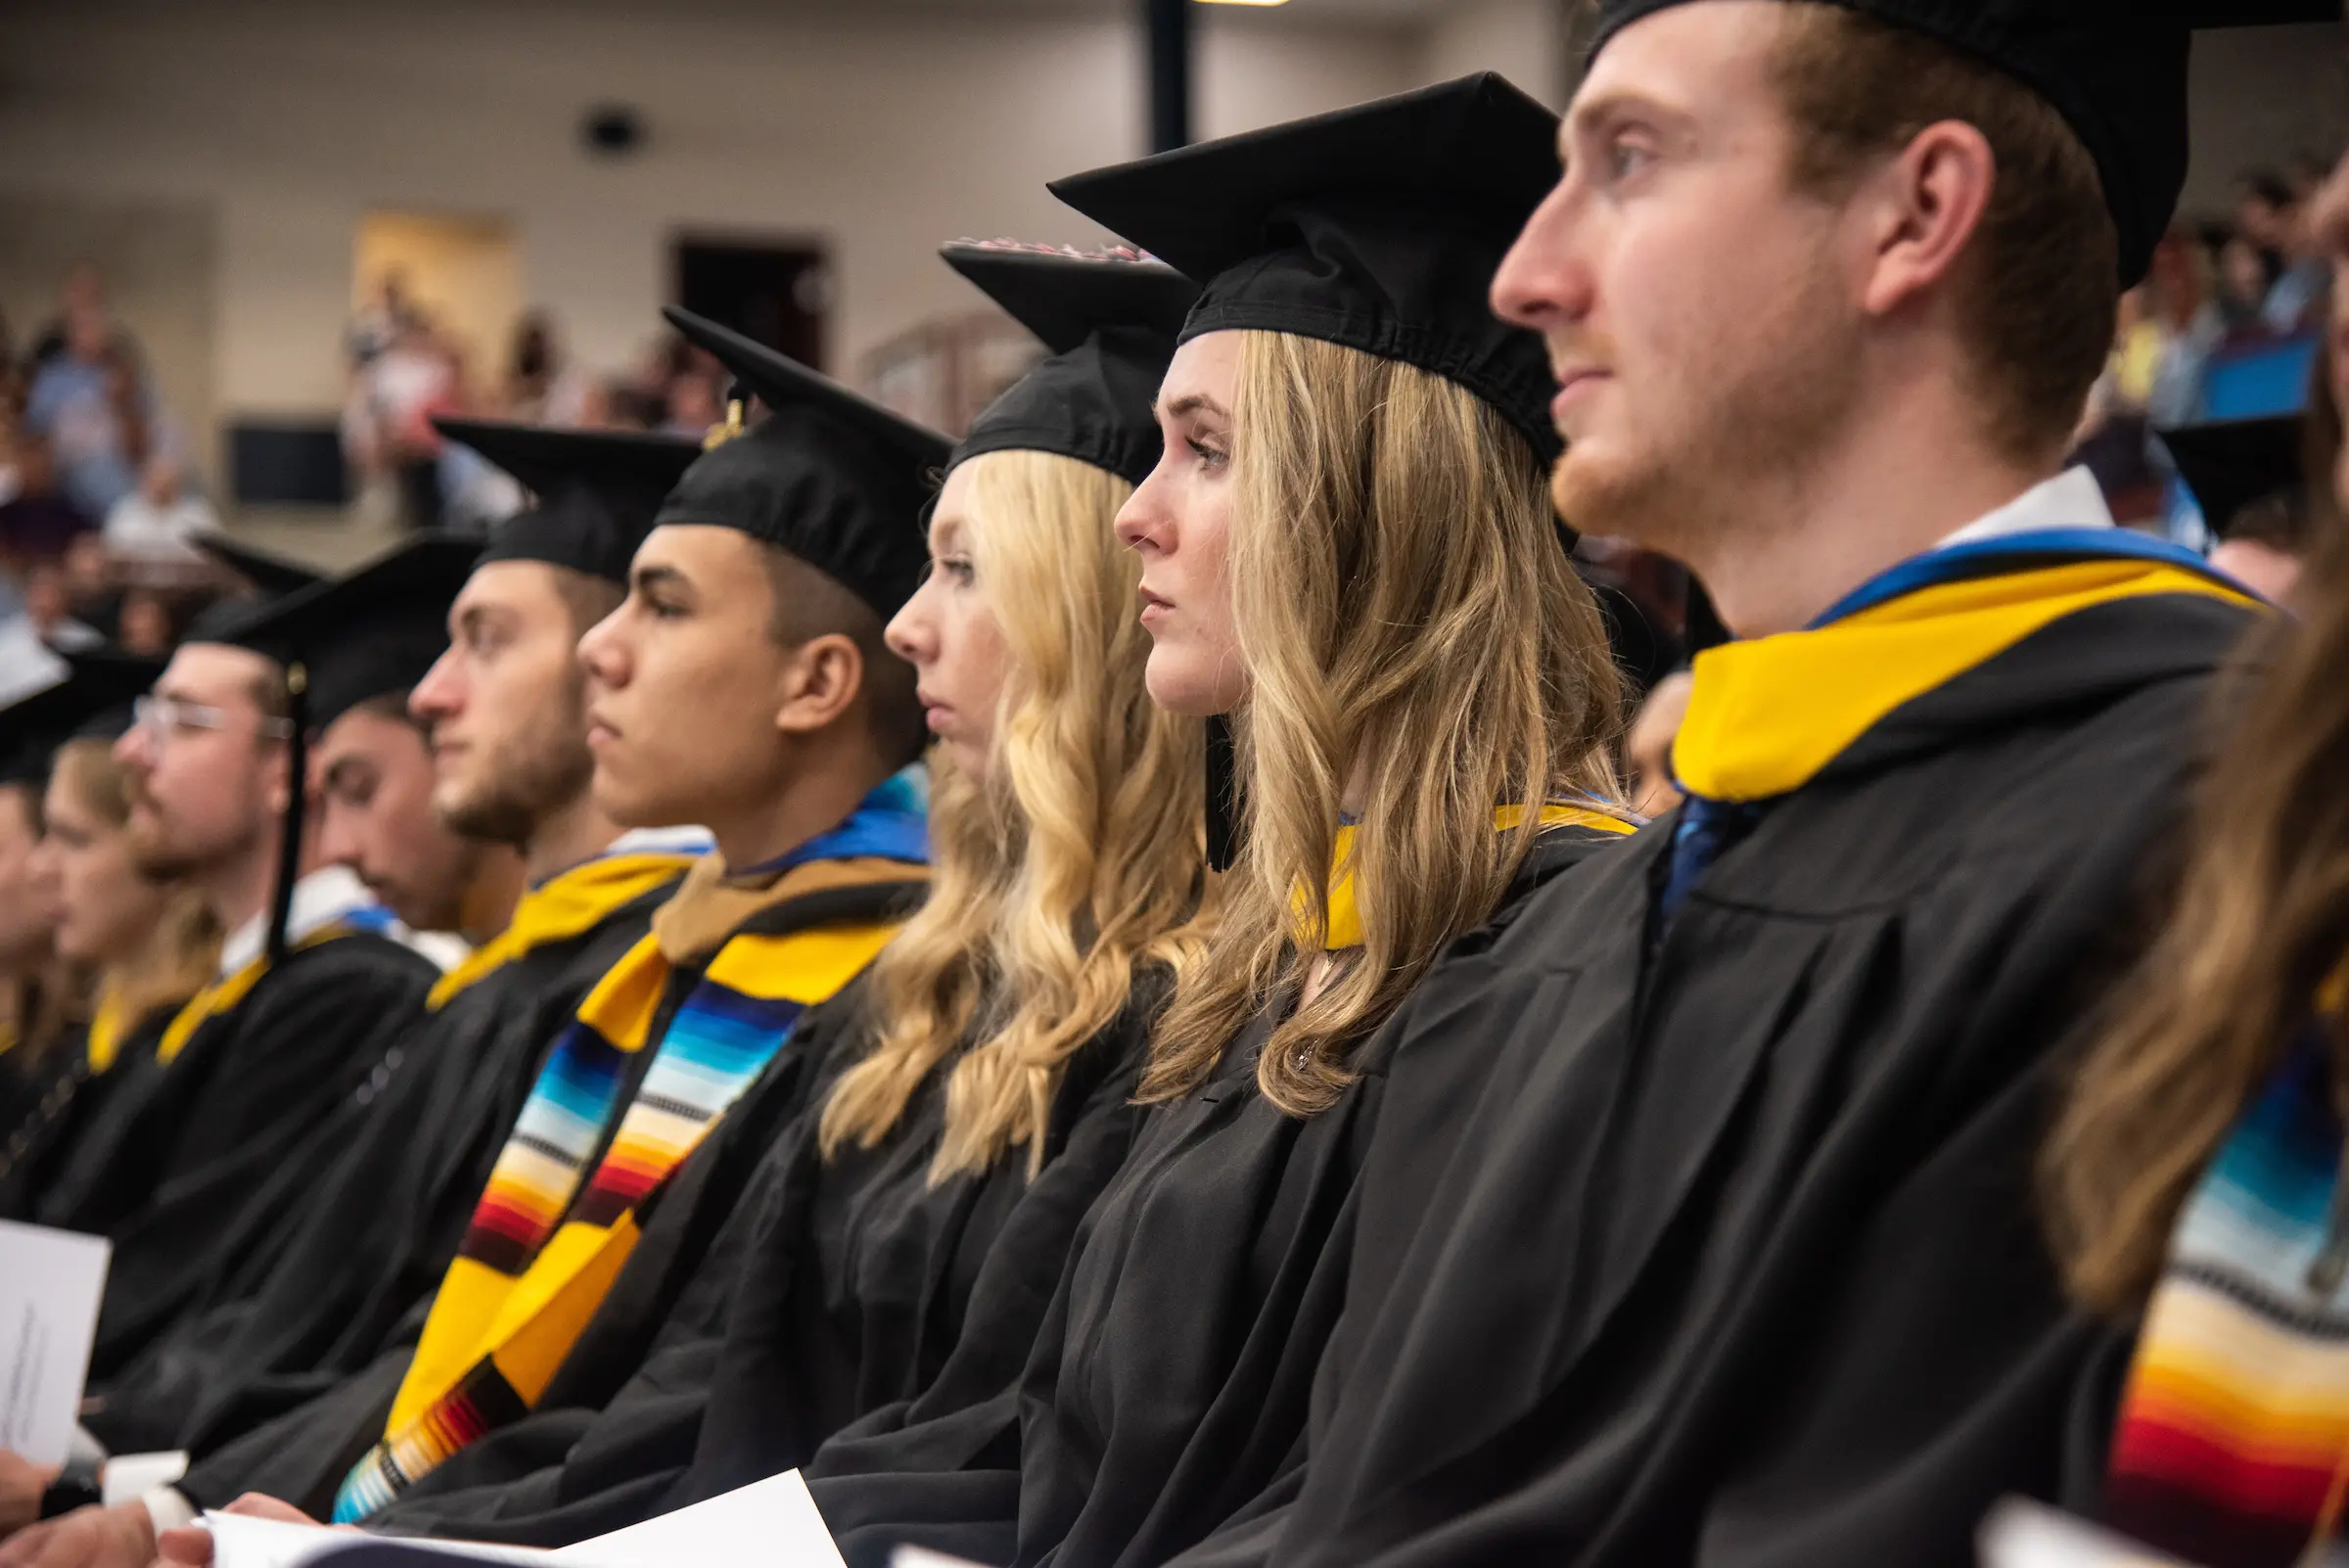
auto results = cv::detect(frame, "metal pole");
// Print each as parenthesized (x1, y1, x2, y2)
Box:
(1146, 0, 1192, 153)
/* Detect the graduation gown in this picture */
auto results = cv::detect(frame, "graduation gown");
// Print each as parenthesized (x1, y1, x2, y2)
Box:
(1240, 588, 2262, 1568)
(174, 871, 928, 1520)
(36, 930, 437, 1386)
(806, 826, 1623, 1568)
(81, 876, 683, 1458)
(0, 1006, 174, 1222)
(347, 976, 1158, 1546)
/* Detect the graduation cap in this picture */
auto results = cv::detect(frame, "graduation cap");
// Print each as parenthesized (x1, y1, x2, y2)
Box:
(2162, 415, 2307, 538)
(0, 648, 165, 788)
(192, 532, 326, 599)
(433, 419, 703, 587)
(1586, 1, 2345, 290)
(218, 532, 480, 963)
(942, 242, 1200, 486)
(224, 531, 478, 735)
(1049, 72, 1567, 461)
(184, 533, 329, 646)
(659, 306, 951, 621)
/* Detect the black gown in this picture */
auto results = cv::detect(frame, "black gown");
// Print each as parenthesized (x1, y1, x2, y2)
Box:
(82, 878, 683, 1457)
(345, 976, 1160, 1547)
(806, 825, 1627, 1568)
(1229, 590, 2261, 1568)
(0, 1007, 174, 1222)
(173, 871, 929, 1520)
(35, 931, 438, 1388)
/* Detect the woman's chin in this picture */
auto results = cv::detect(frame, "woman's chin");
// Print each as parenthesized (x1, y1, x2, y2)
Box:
(1143, 655, 1237, 719)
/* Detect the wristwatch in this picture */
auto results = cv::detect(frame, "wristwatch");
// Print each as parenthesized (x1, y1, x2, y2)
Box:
(38, 1457, 102, 1519)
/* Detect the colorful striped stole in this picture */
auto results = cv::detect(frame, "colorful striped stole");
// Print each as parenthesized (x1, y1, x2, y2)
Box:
(332, 788, 927, 1522)
(2107, 1028, 2349, 1568)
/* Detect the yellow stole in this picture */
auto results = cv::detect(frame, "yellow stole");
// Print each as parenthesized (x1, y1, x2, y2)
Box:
(1674, 558, 2259, 805)
(1314, 802, 1635, 952)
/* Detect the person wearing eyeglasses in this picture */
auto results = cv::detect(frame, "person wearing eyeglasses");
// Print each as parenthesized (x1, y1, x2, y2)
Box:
(0, 595, 444, 1532)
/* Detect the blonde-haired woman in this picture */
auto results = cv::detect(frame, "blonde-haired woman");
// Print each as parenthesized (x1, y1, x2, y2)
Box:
(318, 249, 1211, 1548)
(806, 76, 1634, 1568)
(1, 704, 217, 1220)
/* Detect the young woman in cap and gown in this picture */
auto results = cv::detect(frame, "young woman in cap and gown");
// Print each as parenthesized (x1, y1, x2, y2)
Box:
(805, 72, 1635, 1568)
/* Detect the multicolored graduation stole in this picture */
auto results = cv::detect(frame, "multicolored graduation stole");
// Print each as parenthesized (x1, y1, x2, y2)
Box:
(332, 787, 927, 1523)
(2105, 1024, 2349, 1568)
(1672, 529, 2262, 805)
(1308, 802, 1635, 952)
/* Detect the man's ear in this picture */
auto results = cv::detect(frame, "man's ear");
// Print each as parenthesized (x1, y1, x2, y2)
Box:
(263, 738, 297, 818)
(772, 633, 866, 738)
(1856, 119, 1997, 321)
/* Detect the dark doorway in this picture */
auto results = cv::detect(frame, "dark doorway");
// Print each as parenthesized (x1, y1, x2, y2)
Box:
(671, 235, 830, 372)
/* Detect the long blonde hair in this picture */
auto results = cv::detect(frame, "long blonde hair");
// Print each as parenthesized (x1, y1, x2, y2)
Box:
(1140, 331, 1626, 1117)
(51, 739, 218, 1031)
(820, 449, 1209, 1180)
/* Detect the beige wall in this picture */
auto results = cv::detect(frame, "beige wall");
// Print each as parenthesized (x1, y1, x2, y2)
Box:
(0, 0, 1444, 436)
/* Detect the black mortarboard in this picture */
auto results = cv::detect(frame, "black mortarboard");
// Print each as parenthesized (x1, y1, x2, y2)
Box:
(1049, 73, 1566, 461)
(1588, 1, 2343, 291)
(2162, 415, 2307, 538)
(434, 419, 703, 586)
(659, 307, 951, 620)
(0, 648, 165, 787)
(942, 243, 1199, 486)
(224, 532, 479, 735)
(185, 533, 327, 646)
(192, 532, 326, 599)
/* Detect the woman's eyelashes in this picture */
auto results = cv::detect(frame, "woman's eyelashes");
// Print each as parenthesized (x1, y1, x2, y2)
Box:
(1185, 433, 1229, 470)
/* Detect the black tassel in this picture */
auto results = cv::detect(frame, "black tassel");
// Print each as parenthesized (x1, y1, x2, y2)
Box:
(1204, 713, 1240, 874)
(266, 662, 308, 965)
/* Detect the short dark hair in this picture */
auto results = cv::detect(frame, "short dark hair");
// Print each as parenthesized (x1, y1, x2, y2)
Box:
(1769, 3, 2120, 466)
(547, 565, 626, 640)
(348, 689, 428, 734)
(760, 548, 926, 768)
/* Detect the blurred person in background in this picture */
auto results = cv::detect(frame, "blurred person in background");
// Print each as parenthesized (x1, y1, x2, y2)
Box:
(102, 454, 215, 568)
(28, 265, 140, 379)
(1, 728, 217, 1222)
(112, 592, 176, 660)
(2239, 166, 2329, 336)
(2219, 232, 2279, 336)
(26, 306, 155, 523)
(0, 437, 90, 560)
(502, 311, 591, 428)
(23, 564, 102, 654)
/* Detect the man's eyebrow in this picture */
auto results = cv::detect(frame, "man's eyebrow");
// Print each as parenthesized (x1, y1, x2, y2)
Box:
(1566, 87, 1685, 138)
(631, 563, 689, 593)
(323, 756, 368, 789)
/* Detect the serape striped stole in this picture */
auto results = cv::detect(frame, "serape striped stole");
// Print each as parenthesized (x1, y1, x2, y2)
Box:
(333, 799, 926, 1522)
(2108, 1028, 2349, 1568)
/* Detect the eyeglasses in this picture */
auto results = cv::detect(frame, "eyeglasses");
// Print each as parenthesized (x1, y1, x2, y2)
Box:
(131, 695, 296, 743)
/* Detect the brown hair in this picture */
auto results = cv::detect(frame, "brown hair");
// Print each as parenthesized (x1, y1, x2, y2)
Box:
(761, 547, 926, 769)
(547, 564, 626, 640)
(1767, 3, 2120, 467)
(2045, 327, 2349, 1313)
(1139, 333, 1627, 1117)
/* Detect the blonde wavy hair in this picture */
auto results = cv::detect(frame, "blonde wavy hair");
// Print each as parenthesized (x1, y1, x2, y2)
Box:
(820, 449, 1210, 1180)
(51, 739, 218, 1031)
(1139, 331, 1627, 1118)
